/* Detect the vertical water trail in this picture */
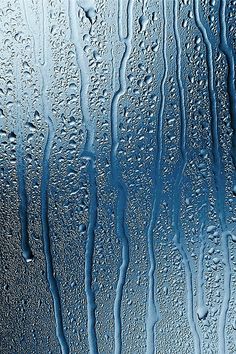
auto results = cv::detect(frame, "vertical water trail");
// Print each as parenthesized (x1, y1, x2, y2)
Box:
(68, 1, 98, 352)
(145, 1, 167, 352)
(15, 63, 33, 262)
(111, 47, 115, 92)
(192, 2, 230, 352)
(84, 159, 98, 354)
(172, 1, 201, 352)
(117, 0, 123, 41)
(41, 113, 69, 354)
(193, 0, 225, 217)
(69, 0, 95, 154)
(196, 205, 208, 323)
(110, 0, 134, 352)
(218, 227, 231, 354)
(16, 136, 33, 263)
(219, 0, 236, 170)
(19, 1, 69, 352)
(18, 0, 41, 264)
(218, 12, 235, 334)
(218, 15, 236, 334)
(40, 1, 70, 352)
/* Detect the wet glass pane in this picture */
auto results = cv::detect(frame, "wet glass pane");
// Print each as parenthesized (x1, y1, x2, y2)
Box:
(0, 0, 236, 353)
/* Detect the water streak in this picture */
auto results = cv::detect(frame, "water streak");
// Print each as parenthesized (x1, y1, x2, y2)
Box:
(39, 2, 69, 352)
(110, 0, 134, 352)
(172, 1, 201, 352)
(15, 100, 33, 262)
(68, 0, 98, 352)
(145, 1, 168, 352)
(193, 0, 225, 225)
(219, 0, 236, 170)
(16, 0, 37, 264)
(41, 114, 69, 354)
(192, 2, 231, 352)
(196, 213, 208, 323)
(19, 2, 69, 351)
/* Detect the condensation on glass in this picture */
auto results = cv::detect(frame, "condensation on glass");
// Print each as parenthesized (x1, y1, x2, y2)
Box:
(0, 0, 236, 353)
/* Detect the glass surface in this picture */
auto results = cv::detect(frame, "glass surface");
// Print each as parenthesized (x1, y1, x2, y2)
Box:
(0, 0, 236, 353)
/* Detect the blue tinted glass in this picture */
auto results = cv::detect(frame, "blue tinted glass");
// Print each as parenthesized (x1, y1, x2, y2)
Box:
(1, 0, 236, 353)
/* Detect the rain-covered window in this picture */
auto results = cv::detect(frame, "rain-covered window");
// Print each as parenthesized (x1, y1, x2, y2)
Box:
(1, 0, 236, 353)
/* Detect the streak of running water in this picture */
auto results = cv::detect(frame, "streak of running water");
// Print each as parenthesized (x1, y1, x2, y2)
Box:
(218, 0, 236, 171)
(172, 1, 202, 353)
(196, 218, 208, 324)
(217, 8, 236, 348)
(192, 1, 231, 352)
(110, 0, 134, 352)
(68, 0, 98, 352)
(192, 0, 225, 216)
(40, 1, 69, 352)
(19, 0, 69, 352)
(145, 1, 168, 352)
(15, 61, 33, 263)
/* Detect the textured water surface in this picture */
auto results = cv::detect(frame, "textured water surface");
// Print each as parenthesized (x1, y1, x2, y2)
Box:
(0, 0, 236, 353)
